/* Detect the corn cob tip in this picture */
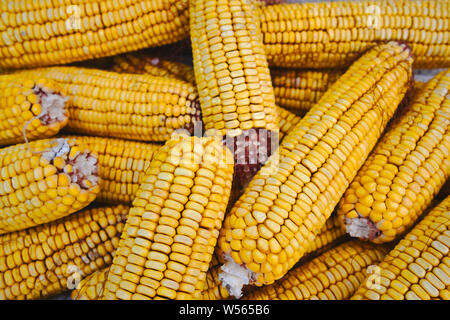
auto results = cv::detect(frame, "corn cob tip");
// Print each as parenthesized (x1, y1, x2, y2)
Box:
(31, 83, 69, 127)
(344, 216, 382, 241)
(218, 253, 256, 299)
(44, 138, 99, 190)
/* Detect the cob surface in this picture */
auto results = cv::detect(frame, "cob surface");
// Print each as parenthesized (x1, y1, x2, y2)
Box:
(0, 137, 99, 234)
(0, 75, 69, 147)
(15, 67, 201, 142)
(102, 134, 234, 300)
(276, 106, 302, 141)
(110, 53, 300, 144)
(261, 0, 450, 69)
(338, 69, 450, 243)
(0, 205, 128, 300)
(63, 135, 161, 205)
(245, 240, 389, 300)
(190, 0, 280, 189)
(216, 42, 413, 298)
(0, 0, 189, 69)
(271, 68, 343, 115)
(71, 266, 109, 300)
(111, 53, 196, 84)
(303, 213, 347, 257)
(352, 195, 450, 300)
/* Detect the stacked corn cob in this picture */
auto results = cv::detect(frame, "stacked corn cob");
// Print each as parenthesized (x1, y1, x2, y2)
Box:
(190, 0, 280, 189)
(101, 135, 234, 300)
(0, 0, 447, 303)
(352, 196, 450, 300)
(0, 75, 69, 147)
(15, 67, 201, 142)
(0, 0, 190, 69)
(216, 41, 413, 298)
(338, 69, 450, 243)
(261, 0, 450, 69)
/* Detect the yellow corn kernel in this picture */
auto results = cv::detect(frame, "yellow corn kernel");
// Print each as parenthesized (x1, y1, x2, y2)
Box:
(271, 68, 343, 115)
(15, 67, 201, 142)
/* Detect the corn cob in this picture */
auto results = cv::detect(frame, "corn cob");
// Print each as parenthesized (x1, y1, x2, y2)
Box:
(338, 69, 450, 243)
(0, 137, 99, 234)
(0, 75, 69, 147)
(63, 135, 161, 205)
(71, 266, 109, 300)
(190, 0, 280, 189)
(202, 213, 347, 300)
(261, 0, 450, 69)
(352, 195, 450, 300)
(271, 68, 344, 115)
(0, 205, 128, 300)
(0, 0, 189, 69)
(244, 240, 389, 300)
(216, 42, 413, 298)
(101, 134, 234, 300)
(111, 53, 196, 84)
(15, 67, 201, 142)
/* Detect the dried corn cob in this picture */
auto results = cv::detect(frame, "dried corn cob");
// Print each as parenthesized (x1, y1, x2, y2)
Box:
(261, 0, 450, 69)
(352, 195, 450, 300)
(0, 75, 69, 147)
(271, 68, 343, 115)
(63, 135, 161, 205)
(15, 67, 201, 142)
(0, 137, 99, 234)
(0, 205, 128, 300)
(0, 0, 189, 69)
(338, 69, 450, 243)
(102, 134, 234, 300)
(71, 267, 109, 300)
(202, 213, 347, 300)
(216, 42, 413, 298)
(111, 53, 196, 84)
(190, 0, 279, 189)
(244, 240, 389, 300)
